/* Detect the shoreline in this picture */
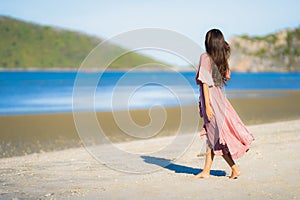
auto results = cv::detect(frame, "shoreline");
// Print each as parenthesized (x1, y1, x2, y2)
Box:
(1, 89, 299, 117)
(0, 119, 299, 199)
(1, 90, 300, 158)
(1, 68, 300, 72)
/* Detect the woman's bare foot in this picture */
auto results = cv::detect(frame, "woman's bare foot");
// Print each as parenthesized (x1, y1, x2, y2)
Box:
(195, 171, 210, 178)
(229, 170, 240, 179)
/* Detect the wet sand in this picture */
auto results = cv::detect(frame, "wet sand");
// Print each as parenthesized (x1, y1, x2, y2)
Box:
(0, 90, 300, 158)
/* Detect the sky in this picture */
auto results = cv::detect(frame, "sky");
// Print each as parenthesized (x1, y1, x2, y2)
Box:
(0, 0, 299, 66)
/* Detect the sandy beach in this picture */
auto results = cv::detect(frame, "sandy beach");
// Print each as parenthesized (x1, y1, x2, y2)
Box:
(0, 90, 300, 199)
(0, 119, 300, 199)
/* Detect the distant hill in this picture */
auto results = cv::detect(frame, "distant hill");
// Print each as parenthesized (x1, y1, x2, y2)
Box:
(2, 16, 299, 72)
(0, 16, 163, 70)
(229, 27, 300, 72)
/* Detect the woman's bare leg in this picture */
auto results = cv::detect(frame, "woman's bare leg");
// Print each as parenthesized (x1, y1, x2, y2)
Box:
(195, 147, 214, 178)
(222, 153, 240, 179)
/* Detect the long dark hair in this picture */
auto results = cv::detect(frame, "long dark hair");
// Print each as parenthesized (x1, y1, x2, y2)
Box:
(205, 29, 230, 86)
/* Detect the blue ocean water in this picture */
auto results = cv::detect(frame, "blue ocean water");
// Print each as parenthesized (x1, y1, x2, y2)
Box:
(0, 71, 299, 115)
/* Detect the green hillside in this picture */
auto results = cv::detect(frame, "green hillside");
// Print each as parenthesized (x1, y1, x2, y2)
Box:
(0, 16, 162, 70)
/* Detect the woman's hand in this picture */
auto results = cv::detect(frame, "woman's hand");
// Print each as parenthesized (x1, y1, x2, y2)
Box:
(206, 104, 214, 121)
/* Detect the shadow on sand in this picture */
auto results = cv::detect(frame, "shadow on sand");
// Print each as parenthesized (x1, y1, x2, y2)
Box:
(141, 155, 226, 176)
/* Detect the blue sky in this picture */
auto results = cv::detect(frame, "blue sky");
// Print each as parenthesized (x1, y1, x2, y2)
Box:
(1, 0, 299, 65)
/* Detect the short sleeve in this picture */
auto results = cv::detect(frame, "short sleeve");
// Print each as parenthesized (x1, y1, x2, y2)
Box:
(196, 53, 214, 86)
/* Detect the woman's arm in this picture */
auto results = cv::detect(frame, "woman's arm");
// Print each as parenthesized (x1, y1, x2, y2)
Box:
(203, 83, 213, 120)
(226, 69, 231, 80)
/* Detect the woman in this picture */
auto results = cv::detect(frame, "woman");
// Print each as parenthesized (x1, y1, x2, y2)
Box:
(195, 29, 254, 179)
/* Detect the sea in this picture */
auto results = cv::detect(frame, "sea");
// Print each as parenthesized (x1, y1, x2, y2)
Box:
(0, 71, 300, 115)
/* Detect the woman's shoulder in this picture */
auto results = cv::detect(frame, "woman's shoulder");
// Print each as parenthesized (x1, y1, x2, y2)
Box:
(200, 53, 210, 61)
(199, 53, 211, 67)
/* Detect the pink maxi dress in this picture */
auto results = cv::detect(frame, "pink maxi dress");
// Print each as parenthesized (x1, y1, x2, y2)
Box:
(196, 53, 254, 159)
